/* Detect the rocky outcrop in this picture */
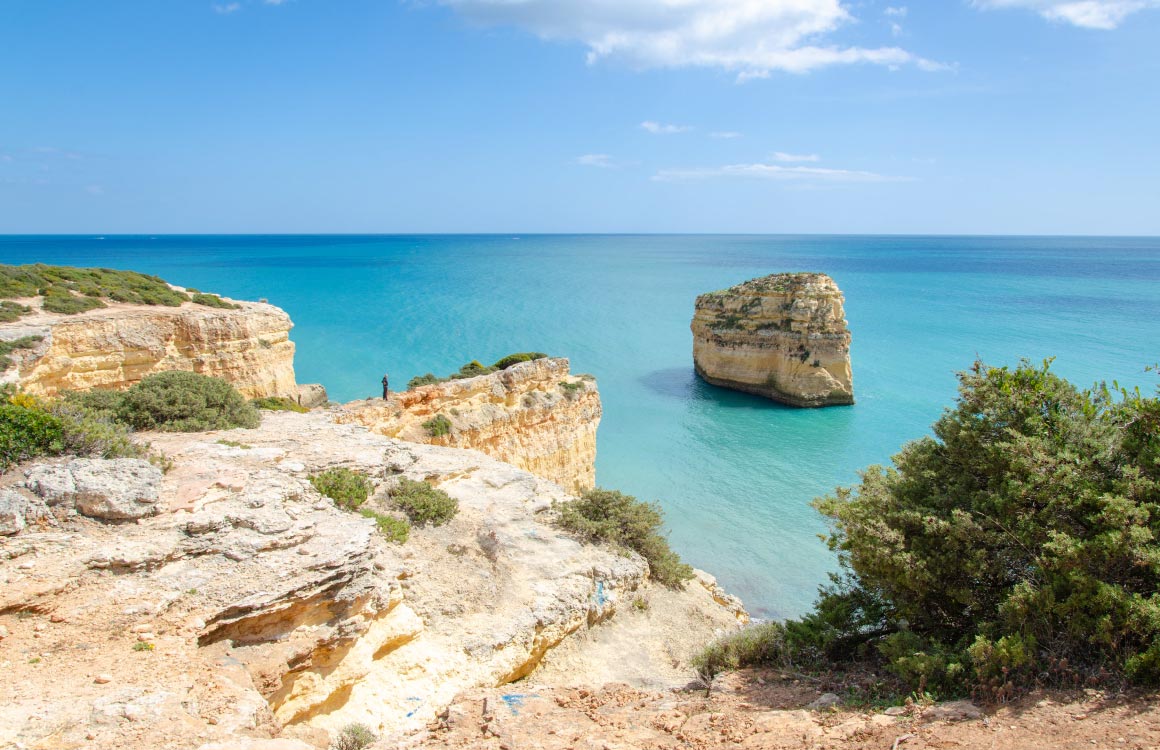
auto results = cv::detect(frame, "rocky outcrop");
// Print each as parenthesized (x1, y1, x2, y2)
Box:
(691, 273, 854, 407)
(24, 458, 163, 521)
(0, 294, 298, 399)
(337, 357, 601, 492)
(0, 410, 741, 750)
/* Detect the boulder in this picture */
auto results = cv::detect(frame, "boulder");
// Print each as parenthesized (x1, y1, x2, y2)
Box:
(296, 383, 328, 409)
(25, 458, 163, 521)
(0, 488, 28, 535)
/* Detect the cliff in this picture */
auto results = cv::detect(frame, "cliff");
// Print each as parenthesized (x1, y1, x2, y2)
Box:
(0, 293, 299, 400)
(0, 411, 744, 750)
(691, 272, 853, 408)
(337, 357, 601, 492)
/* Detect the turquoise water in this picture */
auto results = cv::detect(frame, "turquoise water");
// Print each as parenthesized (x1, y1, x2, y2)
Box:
(2, 235, 1158, 618)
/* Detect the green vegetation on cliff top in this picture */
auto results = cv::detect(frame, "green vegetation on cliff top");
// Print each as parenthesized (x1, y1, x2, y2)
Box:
(406, 352, 548, 390)
(695, 359, 1160, 701)
(0, 263, 242, 320)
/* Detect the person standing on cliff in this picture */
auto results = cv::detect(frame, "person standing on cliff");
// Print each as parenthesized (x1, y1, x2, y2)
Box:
(382, 373, 389, 400)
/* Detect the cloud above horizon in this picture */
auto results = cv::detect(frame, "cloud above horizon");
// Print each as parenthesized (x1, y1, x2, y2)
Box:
(654, 160, 905, 183)
(641, 121, 692, 134)
(438, 0, 944, 77)
(972, 0, 1160, 29)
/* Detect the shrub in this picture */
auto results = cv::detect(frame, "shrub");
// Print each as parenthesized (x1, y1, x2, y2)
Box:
(331, 723, 378, 750)
(559, 381, 585, 400)
(450, 360, 494, 379)
(422, 414, 452, 437)
(697, 359, 1160, 698)
(251, 396, 308, 413)
(191, 293, 239, 309)
(0, 335, 42, 371)
(0, 300, 30, 323)
(361, 508, 410, 543)
(310, 467, 373, 510)
(391, 478, 458, 526)
(554, 488, 694, 588)
(49, 399, 146, 461)
(116, 371, 260, 432)
(493, 352, 547, 370)
(41, 289, 107, 315)
(0, 403, 64, 470)
(407, 373, 440, 390)
(0, 264, 188, 309)
(691, 621, 790, 683)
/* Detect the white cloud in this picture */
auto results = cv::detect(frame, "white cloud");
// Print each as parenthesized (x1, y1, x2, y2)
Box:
(709, 131, 744, 139)
(885, 6, 908, 16)
(653, 161, 905, 183)
(439, 0, 943, 77)
(972, 0, 1159, 29)
(576, 154, 617, 168)
(213, 2, 241, 14)
(771, 151, 820, 162)
(641, 121, 692, 135)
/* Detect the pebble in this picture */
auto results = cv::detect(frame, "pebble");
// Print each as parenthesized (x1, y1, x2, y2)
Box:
(17, 562, 34, 570)
(137, 632, 156, 642)
(34, 623, 47, 632)
(885, 706, 907, 716)
(0, 625, 9, 639)
(50, 614, 66, 623)
(130, 623, 154, 634)
(94, 674, 112, 684)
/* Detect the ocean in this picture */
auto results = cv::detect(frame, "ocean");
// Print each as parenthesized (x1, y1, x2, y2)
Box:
(2, 234, 1158, 619)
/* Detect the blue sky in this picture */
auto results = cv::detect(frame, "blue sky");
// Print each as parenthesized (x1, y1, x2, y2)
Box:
(1, 0, 1158, 234)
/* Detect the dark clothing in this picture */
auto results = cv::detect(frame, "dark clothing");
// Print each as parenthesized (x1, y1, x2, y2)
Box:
(382, 375, 389, 400)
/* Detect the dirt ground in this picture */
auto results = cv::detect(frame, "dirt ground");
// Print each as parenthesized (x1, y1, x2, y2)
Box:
(401, 669, 1160, 750)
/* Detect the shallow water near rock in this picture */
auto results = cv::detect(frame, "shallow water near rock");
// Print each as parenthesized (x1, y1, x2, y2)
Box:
(4, 234, 1158, 618)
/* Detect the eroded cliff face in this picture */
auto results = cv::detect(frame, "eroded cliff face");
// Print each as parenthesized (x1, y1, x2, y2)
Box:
(337, 358, 601, 492)
(0, 294, 298, 399)
(691, 273, 853, 408)
(0, 411, 744, 750)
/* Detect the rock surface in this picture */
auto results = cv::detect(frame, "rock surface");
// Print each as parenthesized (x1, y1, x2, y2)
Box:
(25, 458, 163, 520)
(338, 358, 601, 492)
(0, 293, 298, 399)
(0, 410, 740, 749)
(691, 272, 854, 407)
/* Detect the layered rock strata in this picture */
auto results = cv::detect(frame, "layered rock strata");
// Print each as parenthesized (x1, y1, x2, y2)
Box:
(691, 272, 854, 407)
(338, 357, 601, 492)
(0, 411, 743, 750)
(0, 293, 298, 399)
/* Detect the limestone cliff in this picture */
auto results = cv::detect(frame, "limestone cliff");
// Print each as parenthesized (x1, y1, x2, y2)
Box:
(337, 357, 600, 492)
(0, 293, 298, 399)
(691, 272, 854, 407)
(0, 411, 744, 750)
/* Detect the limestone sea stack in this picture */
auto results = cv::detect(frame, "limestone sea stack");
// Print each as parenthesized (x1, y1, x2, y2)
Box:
(691, 272, 854, 407)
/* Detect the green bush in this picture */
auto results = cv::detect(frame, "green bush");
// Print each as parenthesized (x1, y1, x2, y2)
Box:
(251, 396, 308, 413)
(554, 488, 694, 588)
(493, 352, 547, 370)
(422, 414, 452, 437)
(191, 293, 239, 309)
(310, 467, 373, 510)
(0, 301, 30, 323)
(391, 478, 458, 526)
(690, 622, 790, 682)
(407, 373, 440, 390)
(49, 399, 147, 462)
(0, 336, 42, 371)
(0, 403, 64, 470)
(0, 264, 189, 310)
(450, 360, 494, 379)
(361, 508, 410, 543)
(697, 359, 1160, 698)
(41, 289, 106, 315)
(331, 722, 378, 750)
(116, 371, 259, 432)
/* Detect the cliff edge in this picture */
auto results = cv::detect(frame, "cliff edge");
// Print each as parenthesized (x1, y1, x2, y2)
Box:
(0, 292, 299, 400)
(337, 357, 601, 493)
(691, 272, 853, 408)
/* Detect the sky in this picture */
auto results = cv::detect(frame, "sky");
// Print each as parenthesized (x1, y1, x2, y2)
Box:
(1, 0, 1158, 234)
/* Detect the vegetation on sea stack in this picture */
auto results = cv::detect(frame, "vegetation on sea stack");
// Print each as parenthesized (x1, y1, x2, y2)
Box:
(407, 352, 548, 390)
(695, 359, 1160, 699)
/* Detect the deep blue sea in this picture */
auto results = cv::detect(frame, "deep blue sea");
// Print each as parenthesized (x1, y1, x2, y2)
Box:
(3, 235, 1158, 618)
